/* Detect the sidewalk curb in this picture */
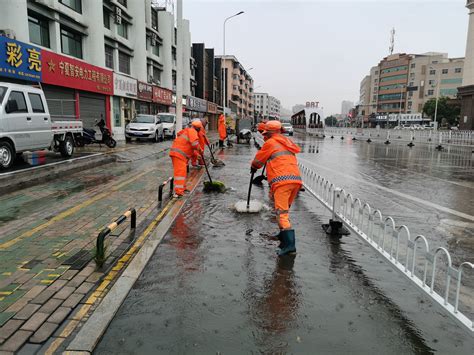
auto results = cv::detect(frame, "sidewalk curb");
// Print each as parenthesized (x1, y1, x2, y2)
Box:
(65, 173, 204, 353)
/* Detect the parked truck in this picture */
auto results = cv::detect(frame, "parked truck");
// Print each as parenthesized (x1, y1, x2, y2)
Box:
(0, 82, 83, 169)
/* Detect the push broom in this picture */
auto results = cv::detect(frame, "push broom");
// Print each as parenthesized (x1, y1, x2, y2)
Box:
(201, 152, 226, 193)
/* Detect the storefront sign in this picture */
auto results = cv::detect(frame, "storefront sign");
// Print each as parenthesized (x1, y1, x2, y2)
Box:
(207, 102, 218, 114)
(172, 95, 187, 106)
(137, 81, 153, 101)
(114, 73, 137, 98)
(0, 37, 42, 81)
(187, 95, 207, 112)
(42, 50, 112, 94)
(152, 86, 172, 105)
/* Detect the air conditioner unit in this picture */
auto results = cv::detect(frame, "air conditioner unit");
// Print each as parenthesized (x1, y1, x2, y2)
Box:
(0, 29, 16, 39)
(115, 6, 122, 24)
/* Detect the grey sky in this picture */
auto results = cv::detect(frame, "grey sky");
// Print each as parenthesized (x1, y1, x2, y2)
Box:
(184, 0, 468, 115)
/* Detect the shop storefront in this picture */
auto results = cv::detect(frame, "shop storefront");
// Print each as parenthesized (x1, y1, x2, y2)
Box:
(207, 102, 218, 131)
(137, 81, 153, 115)
(41, 50, 113, 129)
(152, 86, 173, 114)
(186, 95, 208, 120)
(113, 73, 137, 140)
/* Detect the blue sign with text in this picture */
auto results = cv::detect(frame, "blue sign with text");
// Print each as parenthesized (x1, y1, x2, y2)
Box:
(0, 36, 42, 82)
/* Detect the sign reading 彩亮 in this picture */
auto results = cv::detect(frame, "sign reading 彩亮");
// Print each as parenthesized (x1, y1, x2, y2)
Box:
(114, 73, 137, 98)
(0, 36, 42, 82)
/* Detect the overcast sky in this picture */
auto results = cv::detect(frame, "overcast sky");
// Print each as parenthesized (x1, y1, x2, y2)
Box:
(183, 0, 469, 115)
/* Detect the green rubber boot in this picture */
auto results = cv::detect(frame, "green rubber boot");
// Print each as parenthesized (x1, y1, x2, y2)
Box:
(278, 229, 296, 256)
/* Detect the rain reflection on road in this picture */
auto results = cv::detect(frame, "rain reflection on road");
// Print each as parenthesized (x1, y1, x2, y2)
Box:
(95, 143, 473, 355)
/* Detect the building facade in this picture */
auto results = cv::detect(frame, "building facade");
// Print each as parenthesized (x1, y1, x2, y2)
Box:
(254, 93, 281, 120)
(459, 0, 474, 130)
(340, 100, 354, 116)
(360, 52, 465, 125)
(0, 0, 195, 140)
(215, 55, 253, 118)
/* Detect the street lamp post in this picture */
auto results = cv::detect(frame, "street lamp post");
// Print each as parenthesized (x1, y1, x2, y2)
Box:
(430, 66, 441, 129)
(398, 84, 404, 127)
(222, 11, 244, 122)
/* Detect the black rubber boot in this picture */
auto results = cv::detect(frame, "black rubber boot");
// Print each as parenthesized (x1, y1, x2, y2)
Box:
(219, 140, 224, 148)
(268, 231, 285, 249)
(278, 229, 296, 256)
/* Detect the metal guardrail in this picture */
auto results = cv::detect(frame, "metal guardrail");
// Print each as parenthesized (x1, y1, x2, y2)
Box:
(299, 163, 474, 332)
(158, 177, 174, 203)
(96, 208, 136, 267)
(318, 128, 474, 147)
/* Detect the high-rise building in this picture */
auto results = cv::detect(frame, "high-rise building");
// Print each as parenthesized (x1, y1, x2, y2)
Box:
(254, 93, 281, 120)
(214, 55, 254, 118)
(459, 0, 474, 130)
(360, 52, 464, 121)
(0, 0, 195, 139)
(341, 100, 354, 116)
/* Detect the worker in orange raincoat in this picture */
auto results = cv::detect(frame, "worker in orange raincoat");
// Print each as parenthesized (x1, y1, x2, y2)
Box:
(257, 117, 269, 135)
(218, 114, 227, 148)
(169, 120, 203, 197)
(251, 120, 302, 256)
(191, 117, 209, 168)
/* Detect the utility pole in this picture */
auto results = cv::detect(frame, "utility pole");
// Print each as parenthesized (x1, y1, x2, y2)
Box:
(176, 0, 183, 131)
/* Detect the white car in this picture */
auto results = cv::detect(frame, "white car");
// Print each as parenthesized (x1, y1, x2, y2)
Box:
(157, 113, 176, 139)
(282, 122, 294, 136)
(125, 114, 164, 142)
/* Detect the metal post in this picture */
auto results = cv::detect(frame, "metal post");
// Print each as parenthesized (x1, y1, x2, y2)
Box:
(176, 0, 183, 132)
(398, 84, 403, 127)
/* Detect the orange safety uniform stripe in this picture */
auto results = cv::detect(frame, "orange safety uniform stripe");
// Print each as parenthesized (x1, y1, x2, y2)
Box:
(171, 157, 187, 195)
(251, 134, 302, 191)
(273, 183, 300, 230)
(169, 127, 201, 161)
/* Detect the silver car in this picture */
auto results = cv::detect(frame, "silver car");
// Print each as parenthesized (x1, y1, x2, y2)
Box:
(125, 114, 164, 142)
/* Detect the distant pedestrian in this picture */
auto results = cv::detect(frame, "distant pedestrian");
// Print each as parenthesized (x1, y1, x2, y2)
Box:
(250, 121, 302, 256)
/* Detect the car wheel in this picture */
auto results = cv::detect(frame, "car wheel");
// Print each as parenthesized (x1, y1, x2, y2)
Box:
(154, 131, 160, 143)
(60, 135, 74, 157)
(125, 137, 131, 143)
(0, 141, 15, 169)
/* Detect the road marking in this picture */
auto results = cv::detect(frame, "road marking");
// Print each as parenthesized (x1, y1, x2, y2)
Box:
(299, 157, 474, 222)
(0, 169, 153, 250)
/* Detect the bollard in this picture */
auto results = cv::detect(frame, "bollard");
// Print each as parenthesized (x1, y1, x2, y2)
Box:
(407, 132, 415, 147)
(322, 188, 350, 236)
(436, 132, 443, 151)
(428, 130, 432, 142)
(96, 208, 136, 268)
(158, 177, 174, 203)
(384, 131, 391, 145)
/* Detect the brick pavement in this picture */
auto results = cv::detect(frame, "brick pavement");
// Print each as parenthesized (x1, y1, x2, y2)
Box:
(0, 136, 219, 353)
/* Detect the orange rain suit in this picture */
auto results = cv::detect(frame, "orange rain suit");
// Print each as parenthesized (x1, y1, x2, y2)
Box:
(218, 114, 227, 141)
(251, 134, 302, 230)
(169, 127, 202, 195)
(191, 127, 208, 166)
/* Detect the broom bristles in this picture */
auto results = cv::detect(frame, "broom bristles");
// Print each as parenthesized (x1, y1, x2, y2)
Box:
(203, 180, 226, 193)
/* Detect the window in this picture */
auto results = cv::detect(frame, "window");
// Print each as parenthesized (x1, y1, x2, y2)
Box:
(375, 71, 379, 75)
(28, 12, 50, 48)
(455, 68, 462, 73)
(152, 43, 160, 56)
(117, 0, 127, 7)
(0, 86, 6, 103)
(59, 0, 82, 13)
(380, 74, 407, 82)
(429, 70, 436, 75)
(117, 22, 128, 39)
(105, 45, 114, 69)
(28, 93, 45, 113)
(432, 61, 438, 64)
(151, 9, 158, 30)
(427, 90, 434, 96)
(442, 69, 448, 74)
(441, 78, 463, 85)
(174, 28, 177, 44)
(409, 82, 414, 86)
(118, 51, 130, 74)
(428, 80, 435, 85)
(381, 65, 408, 74)
(61, 26, 82, 59)
(408, 91, 413, 98)
(152, 67, 161, 82)
(410, 63, 415, 68)
(103, 8, 111, 29)
(6, 91, 28, 114)
(410, 73, 415, 78)
(440, 88, 458, 96)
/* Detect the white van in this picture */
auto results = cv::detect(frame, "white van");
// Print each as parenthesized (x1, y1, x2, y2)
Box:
(157, 113, 177, 138)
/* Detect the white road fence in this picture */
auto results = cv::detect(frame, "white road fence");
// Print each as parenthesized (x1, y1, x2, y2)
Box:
(308, 128, 473, 147)
(299, 163, 474, 332)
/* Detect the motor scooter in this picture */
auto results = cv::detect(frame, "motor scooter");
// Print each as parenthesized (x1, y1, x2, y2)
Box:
(76, 118, 117, 148)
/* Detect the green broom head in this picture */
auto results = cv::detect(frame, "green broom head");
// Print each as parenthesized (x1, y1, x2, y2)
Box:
(203, 180, 226, 193)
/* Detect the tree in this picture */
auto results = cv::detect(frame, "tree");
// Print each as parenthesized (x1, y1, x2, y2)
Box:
(422, 97, 460, 126)
(325, 116, 338, 127)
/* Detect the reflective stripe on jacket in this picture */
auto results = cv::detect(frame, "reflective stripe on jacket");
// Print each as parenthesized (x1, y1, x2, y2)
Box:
(169, 127, 200, 161)
(251, 134, 302, 191)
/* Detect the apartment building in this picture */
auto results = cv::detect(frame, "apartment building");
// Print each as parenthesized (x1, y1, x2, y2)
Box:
(254, 93, 281, 120)
(360, 52, 464, 123)
(459, 0, 474, 130)
(215, 55, 254, 118)
(0, 0, 195, 139)
(341, 100, 354, 116)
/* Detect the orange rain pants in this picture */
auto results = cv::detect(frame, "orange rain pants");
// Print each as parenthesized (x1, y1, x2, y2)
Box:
(171, 157, 188, 195)
(273, 183, 301, 230)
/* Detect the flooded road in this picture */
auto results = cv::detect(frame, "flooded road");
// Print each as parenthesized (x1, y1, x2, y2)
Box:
(95, 143, 474, 354)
